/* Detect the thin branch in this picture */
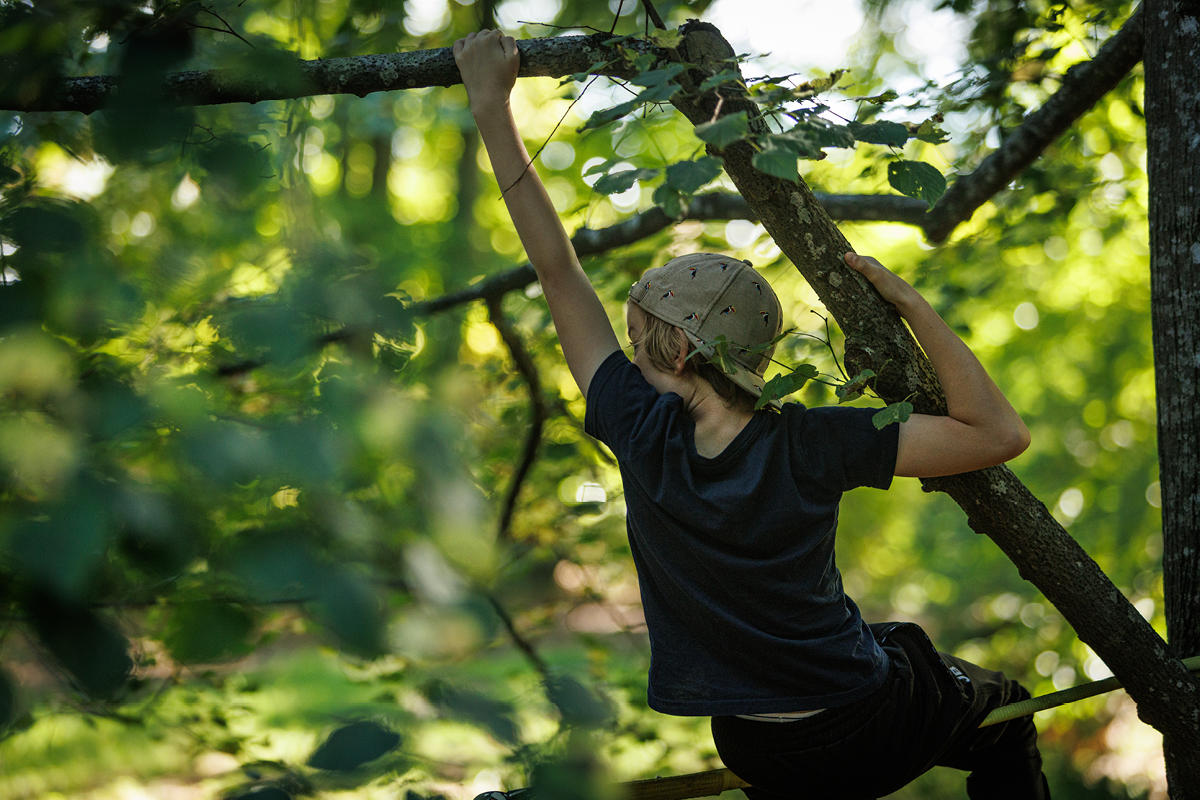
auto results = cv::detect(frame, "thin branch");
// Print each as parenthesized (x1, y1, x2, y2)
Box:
(640, 0, 667, 31)
(484, 592, 549, 678)
(207, 189, 924, 376)
(922, 4, 1145, 242)
(412, 191, 926, 317)
(485, 294, 546, 542)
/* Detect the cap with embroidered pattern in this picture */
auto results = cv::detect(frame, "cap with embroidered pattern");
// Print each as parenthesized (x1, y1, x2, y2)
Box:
(629, 253, 783, 403)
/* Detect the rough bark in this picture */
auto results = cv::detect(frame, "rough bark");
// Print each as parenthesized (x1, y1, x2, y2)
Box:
(0, 34, 647, 114)
(668, 19, 1200, 750)
(1144, 0, 1200, 792)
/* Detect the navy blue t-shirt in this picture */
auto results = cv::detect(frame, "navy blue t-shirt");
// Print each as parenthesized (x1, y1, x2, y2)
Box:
(584, 350, 900, 716)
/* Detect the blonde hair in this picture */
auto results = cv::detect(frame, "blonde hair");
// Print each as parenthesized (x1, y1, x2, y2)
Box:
(637, 311, 756, 411)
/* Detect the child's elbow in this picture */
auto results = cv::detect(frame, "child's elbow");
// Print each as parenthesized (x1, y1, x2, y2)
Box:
(999, 420, 1031, 462)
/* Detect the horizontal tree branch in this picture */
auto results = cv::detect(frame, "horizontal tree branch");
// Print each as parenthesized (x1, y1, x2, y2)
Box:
(922, 3, 1145, 242)
(8, 18, 1140, 250)
(412, 191, 927, 316)
(1, 34, 650, 114)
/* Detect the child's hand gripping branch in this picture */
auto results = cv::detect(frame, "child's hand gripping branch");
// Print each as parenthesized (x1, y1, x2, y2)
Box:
(453, 30, 620, 397)
(844, 252, 1031, 478)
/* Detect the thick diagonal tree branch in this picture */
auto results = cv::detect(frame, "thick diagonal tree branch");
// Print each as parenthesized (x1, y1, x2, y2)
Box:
(922, 4, 1145, 242)
(667, 20, 1200, 745)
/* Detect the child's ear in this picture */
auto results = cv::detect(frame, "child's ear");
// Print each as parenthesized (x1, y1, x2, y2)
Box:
(672, 329, 689, 375)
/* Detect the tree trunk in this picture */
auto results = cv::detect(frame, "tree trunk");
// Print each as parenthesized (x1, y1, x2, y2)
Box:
(1144, 0, 1200, 793)
(667, 18, 1200, 757)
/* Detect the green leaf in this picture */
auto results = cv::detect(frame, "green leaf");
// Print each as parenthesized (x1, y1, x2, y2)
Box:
(755, 364, 819, 409)
(887, 160, 947, 207)
(581, 83, 677, 130)
(197, 138, 271, 198)
(592, 167, 658, 195)
(913, 117, 950, 144)
(629, 64, 684, 87)
(694, 112, 749, 149)
(2, 200, 88, 253)
(663, 157, 723, 193)
(852, 89, 898, 105)
(584, 158, 621, 176)
(752, 146, 799, 182)
(872, 401, 914, 429)
(545, 674, 614, 728)
(28, 598, 132, 699)
(770, 114, 856, 159)
(425, 682, 519, 744)
(222, 300, 310, 365)
(647, 29, 683, 48)
(312, 569, 386, 658)
(698, 69, 743, 92)
(307, 721, 401, 771)
(652, 183, 687, 219)
(163, 601, 256, 664)
(560, 60, 612, 85)
(11, 478, 112, 601)
(789, 69, 846, 100)
(836, 369, 876, 403)
(848, 120, 910, 147)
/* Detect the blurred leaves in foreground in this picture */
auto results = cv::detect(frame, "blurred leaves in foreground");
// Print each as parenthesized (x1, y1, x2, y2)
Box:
(0, 0, 1165, 797)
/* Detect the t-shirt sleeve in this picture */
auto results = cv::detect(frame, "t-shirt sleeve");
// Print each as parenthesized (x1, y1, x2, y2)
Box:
(791, 405, 900, 493)
(584, 350, 668, 459)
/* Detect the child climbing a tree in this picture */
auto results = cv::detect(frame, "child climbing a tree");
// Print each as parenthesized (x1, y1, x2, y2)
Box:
(453, 29, 1048, 800)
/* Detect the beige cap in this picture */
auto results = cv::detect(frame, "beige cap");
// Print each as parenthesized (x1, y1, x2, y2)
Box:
(629, 253, 783, 402)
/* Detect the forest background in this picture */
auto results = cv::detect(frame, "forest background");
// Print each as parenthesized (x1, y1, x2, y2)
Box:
(0, 0, 1177, 798)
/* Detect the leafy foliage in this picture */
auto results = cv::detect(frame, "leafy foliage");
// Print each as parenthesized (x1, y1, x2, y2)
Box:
(306, 720, 401, 771)
(888, 160, 947, 206)
(0, 0, 1165, 798)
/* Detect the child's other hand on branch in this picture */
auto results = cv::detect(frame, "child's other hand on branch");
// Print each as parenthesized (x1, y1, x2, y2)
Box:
(453, 30, 519, 112)
(844, 252, 922, 313)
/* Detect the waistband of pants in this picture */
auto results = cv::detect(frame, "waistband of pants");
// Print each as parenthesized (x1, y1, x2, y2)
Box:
(734, 708, 828, 722)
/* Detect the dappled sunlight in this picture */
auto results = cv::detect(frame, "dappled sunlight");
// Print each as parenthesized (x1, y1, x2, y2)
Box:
(0, 0, 1184, 798)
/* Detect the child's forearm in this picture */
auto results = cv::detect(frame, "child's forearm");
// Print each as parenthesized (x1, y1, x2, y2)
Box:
(896, 293, 1029, 444)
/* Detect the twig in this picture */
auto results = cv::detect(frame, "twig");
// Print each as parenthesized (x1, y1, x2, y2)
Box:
(640, 0, 667, 31)
(485, 294, 546, 542)
(484, 592, 549, 678)
(609, 0, 625, 35)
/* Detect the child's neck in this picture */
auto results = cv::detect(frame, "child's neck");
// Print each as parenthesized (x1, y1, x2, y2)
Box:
(687, 392, 755, 459)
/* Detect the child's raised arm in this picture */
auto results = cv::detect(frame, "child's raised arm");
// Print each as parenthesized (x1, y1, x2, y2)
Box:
(844, 252, 1031, 478)
(453, 30, 620, 397)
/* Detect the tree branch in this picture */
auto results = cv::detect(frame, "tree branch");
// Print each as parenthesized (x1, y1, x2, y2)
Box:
(411, 191, 926, 317)
(0, 35, 656, 114)
(922, 4, 1145, 242)
(485, 295, 546, 542)
(666, 18, 1200, 745)
(8, 18, 1141, 250)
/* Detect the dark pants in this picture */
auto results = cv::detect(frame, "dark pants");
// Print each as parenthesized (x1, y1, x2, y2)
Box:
(711, 623, 1050, 799)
